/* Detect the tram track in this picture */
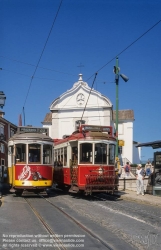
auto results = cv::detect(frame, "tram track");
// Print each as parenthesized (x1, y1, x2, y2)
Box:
(47, 189, 161, 250)
(38, 194, 113, 250)
(24, 197, 67, 250)
(24, 193, 113, 250)
(44, 190, 152, 250)
(23, 189, 161, 250)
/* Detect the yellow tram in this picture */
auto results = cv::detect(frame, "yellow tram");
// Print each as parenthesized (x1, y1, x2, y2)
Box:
(8, 127, 54, 196)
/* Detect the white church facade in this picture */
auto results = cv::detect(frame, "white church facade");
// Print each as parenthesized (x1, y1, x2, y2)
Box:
(42, 74, 141, 165)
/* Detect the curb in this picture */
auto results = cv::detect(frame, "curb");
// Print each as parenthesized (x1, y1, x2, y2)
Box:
(119, 194, 161, 207)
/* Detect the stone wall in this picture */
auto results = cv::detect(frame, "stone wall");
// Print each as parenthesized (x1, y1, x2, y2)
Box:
(118, 177, 153, 194)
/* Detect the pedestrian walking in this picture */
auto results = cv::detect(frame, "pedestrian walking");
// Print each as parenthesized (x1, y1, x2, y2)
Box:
(145, 161, 152, 176)
(124, 162, 130, 177)
(136, 164, 145, 195)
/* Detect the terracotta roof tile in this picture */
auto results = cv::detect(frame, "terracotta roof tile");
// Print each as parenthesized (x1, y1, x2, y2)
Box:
(113, 110, 134, 121)
(42, 113, 52, 123)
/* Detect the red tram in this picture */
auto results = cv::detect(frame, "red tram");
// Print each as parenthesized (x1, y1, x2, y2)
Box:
(8, 127, 54, 196)
(53, 125, 118, 195)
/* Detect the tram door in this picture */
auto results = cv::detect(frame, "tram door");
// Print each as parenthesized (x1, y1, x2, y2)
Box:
(153, 152, 161, 196)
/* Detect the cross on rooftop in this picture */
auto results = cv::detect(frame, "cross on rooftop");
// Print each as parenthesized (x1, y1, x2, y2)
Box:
(77, 63, 84, 73)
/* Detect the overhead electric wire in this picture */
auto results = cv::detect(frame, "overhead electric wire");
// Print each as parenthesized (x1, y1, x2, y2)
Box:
(22, 0, 63, 111)
(4, 15, 159, 123)
(0, 55, 76, 76)
(85, 19, 161, 82)
(46, 18, 161, 124)
(51, 16, 161, 121)
(1, 68, 72, 82)
(81, 72, 98, 121)
(1, 19, 160, 91)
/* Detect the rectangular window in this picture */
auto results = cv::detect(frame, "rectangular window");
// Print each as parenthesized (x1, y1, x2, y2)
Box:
(43, 144, 52, 164)
(64, 147, 67, 166)
(1, 159, 5, 166)
(10, 129, 15, 137)
(0, 124, 4, 135)
(54, 150, 58, 166)
(28, 144, 41, 163)
(80, 143, 92, 164)
(94, 143, 107, 164)
(72, 146, 78, 165)
(15, 144, 26, 163)
(54, 148, 63, 166)
(109, 144, 115, 165)
(61, 148, 63, 166)
(0, 143, 5, 153)
(58, 149, 62, 166)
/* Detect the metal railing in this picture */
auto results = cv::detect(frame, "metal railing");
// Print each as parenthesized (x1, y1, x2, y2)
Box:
(121, 157, 132, 167)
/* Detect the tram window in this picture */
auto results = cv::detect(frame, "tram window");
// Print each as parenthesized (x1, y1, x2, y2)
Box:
(64, 147, 67, 166)
(15, 144, 26, 163)
(58, 149, 62, 166)
(72, 146, 78, 165)
(109, 144, 115, 165)
(54, 150, 58, 166)
(54, 149, 62, 166)
(80, 143, 92, 164)
(28, 144, 41, 163)
(94, 143, 107, 164)
(61, 148, 63, 166)
(43, 144, 52, 164)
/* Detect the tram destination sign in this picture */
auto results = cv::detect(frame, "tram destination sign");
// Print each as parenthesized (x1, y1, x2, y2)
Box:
(82, 125, 111, 133)
(18, 127, 49, 135)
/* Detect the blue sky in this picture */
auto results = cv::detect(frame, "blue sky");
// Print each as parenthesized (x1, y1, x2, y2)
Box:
(1, 0, 161, 161)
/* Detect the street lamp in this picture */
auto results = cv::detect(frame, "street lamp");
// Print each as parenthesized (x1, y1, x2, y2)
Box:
(114, 57, 129, 169)
(0, 91, 6, 109)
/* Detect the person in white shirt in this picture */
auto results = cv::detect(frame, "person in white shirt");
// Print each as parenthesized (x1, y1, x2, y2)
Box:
(136, 164, 145, 195)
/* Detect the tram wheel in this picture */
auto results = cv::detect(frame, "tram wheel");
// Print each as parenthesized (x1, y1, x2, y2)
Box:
(15, 190, 23, 196)
(79, 190, 84, 196)
(46, 188, 51, 194)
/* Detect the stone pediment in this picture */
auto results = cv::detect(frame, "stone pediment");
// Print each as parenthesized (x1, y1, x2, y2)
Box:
(50, 74, 112, 111)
